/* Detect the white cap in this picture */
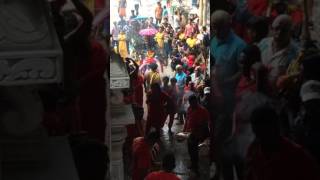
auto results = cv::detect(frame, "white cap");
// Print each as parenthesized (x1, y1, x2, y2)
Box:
(300, 80, 320, 102)
(204, 87, 210, 94)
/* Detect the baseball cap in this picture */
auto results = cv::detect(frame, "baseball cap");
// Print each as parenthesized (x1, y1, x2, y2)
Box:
(300, 80, 320, 102)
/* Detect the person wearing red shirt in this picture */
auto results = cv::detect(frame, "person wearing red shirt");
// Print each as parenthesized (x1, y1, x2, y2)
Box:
(246, 105, 320, 180)
(187, 52, 196, 69)
(132, 131, 160, 180)
(184, 19, 195, 38)
(183, 95, 210, 175)
(145, 153, 181, 180)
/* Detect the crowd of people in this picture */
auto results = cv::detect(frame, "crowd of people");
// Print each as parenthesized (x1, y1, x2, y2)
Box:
(111, 0, 212, 179)
(121, 0, 320, 180)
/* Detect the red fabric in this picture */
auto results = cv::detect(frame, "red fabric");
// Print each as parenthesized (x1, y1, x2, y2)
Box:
(290, 9, 303, 26)
(185, 105, 210, 135)
(145, 57, 156, 64)
(235, 75, 257, 100)
(133, 75, 144, 107)
(246, 137, 320, 180)
(95, 0, 105, 10)
(187, 55, 195, 68)
(184, 24, 194, 38)
(145, 171, 181, 180)
(78, 40, 107, 142)
(233, 21, 250, 43)
(126, 124, 140, 139)
(146, 92, 171, 133)
(247, 0, 269, 16)
(270, 9, 303, 26)
(125, 75, 144, 107)
(132, 137, 153, 180)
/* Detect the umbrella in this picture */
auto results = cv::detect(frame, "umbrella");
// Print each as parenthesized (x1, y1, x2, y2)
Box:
(133, 15, 149, 21)
(139, 28, 158, 36)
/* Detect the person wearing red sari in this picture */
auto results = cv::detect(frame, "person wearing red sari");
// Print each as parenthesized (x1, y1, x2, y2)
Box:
(246, 105, 320, 180)
(146, 83, 172, 135)
(145, 153, 181, 180)
(235, 45, 262, 100)
(132, 131, 160, 180)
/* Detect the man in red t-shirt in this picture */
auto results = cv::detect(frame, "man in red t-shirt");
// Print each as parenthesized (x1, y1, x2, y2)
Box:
(145, 153, 181, 180)
(183, 94, 210, 175)
(247, 105, 320, 180)
(132, 131, 160, 180)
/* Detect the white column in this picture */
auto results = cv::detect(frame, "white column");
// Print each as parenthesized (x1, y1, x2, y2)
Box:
(109, 89, 135, 180)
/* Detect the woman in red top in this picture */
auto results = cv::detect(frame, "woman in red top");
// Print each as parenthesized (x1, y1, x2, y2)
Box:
(235, 45, 262, 100)
(146, 83, 172, 135)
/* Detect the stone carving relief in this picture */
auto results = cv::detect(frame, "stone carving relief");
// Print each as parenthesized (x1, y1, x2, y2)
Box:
(0, 0, 63, 85)
(0, 58, 58, 85)
(0, 0, 50, 49)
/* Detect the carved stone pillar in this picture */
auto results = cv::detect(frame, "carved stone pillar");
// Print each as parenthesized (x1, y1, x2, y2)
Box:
(110, 54, 134, 180)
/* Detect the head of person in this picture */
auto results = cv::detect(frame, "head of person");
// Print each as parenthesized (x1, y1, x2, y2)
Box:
(146, 129, 160, 145)
(272, 14, 293, 46)
(163, 5, 166, 9)
(149, 63, 158, 71)
(300, 80, 320, 120)
(274, 1, 288, 14)
(175, 10, 178, 15)
(151, 83, 162, 94)
(202, 26, 207, 33)
(188, 94, 199, 108)
(159, 27, 164, 32)
(211, 10, 231, 40)
(162, 153, 176, 172)
(170, 77, 177, 85)
(251, 105, 281, 151)
(239, 45, 262, 79)
(157, 2, 161, 6)
(131, 10, 135, 15)
(189, 19, 193, 24)
(247, 16, 269, 43)
(150, 17, 154, 23)
(176, 64, 183, 73)
(163, 17, 168, 23)
(194, 66, 202, 76)
(163, 76, 170, 85)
